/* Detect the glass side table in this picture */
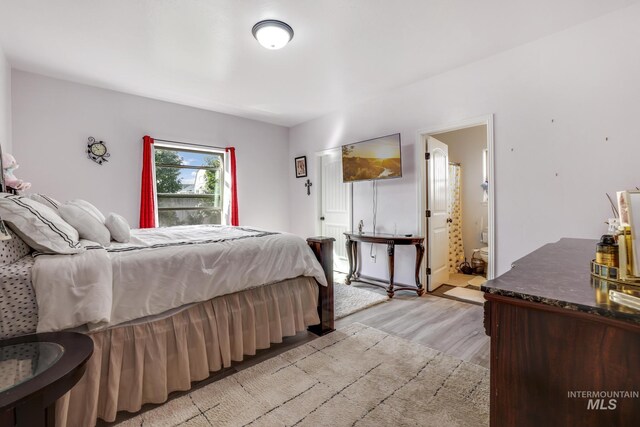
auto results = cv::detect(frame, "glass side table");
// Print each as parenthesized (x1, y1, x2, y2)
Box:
(0, 333, 93, 427)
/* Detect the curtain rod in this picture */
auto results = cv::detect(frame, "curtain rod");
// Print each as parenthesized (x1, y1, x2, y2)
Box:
(153, 138, 226, 151)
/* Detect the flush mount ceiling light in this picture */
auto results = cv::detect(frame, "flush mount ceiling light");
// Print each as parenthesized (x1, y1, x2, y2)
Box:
(252, 20, 294, 50)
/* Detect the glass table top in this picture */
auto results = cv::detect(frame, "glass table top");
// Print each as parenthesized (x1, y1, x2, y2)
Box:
(0, 342, 64, 393)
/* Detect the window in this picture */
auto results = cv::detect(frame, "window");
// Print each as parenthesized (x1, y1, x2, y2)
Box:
(154, 145, 224, 227)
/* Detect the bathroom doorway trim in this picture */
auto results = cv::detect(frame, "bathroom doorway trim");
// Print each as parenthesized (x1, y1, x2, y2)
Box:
(416, 114, 496, 290)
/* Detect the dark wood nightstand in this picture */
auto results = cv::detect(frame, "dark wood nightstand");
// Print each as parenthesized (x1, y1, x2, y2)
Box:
(0, 332, 93, 427)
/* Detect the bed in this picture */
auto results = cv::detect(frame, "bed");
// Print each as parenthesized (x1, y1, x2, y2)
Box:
(0, 198, 334, 426)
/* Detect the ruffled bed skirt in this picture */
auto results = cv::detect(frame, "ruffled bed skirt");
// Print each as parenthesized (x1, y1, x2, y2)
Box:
(55, 277, 320, 427)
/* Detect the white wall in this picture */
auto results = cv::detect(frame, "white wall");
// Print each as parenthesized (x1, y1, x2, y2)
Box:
(12, 71, 291, 231)
(0, 45, 10, 152)
(434, 126, 488, 263)
(288, 4, 640, 283)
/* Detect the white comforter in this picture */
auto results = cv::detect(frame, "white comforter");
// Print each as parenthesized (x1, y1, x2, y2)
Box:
(32, 241, 112, 332)
(32, 225, 326, 332)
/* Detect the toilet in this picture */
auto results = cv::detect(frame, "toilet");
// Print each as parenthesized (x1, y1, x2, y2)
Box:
(478, 246, 489, 263)
(474, 227, 489, 263)
(470, 246, 489, 276)
(472, 247, 489, 263)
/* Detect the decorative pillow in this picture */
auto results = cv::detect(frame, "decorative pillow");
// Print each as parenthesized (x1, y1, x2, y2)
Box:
(105, 213, 131, 243)
(67, 199, 106, 223)
(29, 193, 62, 215)
(0, 228, 32, 265)
(0, 256, 37, 338)
(0, 194, 83, 254)
(59, 204, 111, 247)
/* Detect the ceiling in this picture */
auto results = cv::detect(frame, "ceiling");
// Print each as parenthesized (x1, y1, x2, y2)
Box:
(0, 0, 637, 127)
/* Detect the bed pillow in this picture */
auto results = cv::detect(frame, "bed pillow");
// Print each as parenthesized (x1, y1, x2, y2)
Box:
(0, 228, 32, 265)
(67, 199, 106, 223)
(59, 204, 111, 247)
(29, 193, 62, 215)
(105, 213, 131, 243)
(0, 194, 83, 254)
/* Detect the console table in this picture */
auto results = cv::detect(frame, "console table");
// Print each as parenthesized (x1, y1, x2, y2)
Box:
(344, 232, 425, 298)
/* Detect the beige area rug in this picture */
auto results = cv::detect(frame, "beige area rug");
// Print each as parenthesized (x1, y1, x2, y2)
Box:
(444, 273, 475, 287)
(334, 282, 389, 319)
(333, 271, 389, 319)
(443, 287, 486, 304)
(115, 324, 489, 427)
(467, 276, 487, 288)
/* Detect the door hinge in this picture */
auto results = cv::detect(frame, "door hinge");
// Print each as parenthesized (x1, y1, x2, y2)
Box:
(425, 152, 430, 160)
(426, 210, 431, 218)
(426, 267, 431, 275)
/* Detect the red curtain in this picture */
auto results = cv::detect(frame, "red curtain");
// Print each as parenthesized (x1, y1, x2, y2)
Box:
(140, 135, 156, 228)
(226, 147, 239, 226)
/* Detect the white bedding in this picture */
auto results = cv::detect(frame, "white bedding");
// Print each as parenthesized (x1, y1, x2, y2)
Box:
(32, 241, 112, 332)
(31, 225, 326, 332)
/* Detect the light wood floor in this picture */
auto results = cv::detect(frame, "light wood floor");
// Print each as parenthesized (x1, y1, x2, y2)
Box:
(336, 284, 490, 368)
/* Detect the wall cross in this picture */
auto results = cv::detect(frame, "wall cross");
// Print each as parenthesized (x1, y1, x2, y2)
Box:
(305, 179, 312, 196)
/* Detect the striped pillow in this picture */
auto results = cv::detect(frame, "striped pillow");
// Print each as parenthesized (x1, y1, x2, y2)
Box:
(29, 193, 62, 215)
(0, 194, 83, 254)
(67, 199, 105, 223)
(59, 203, 111, 247)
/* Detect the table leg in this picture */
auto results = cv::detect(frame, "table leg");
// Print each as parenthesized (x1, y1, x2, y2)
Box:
(15, 394, 46, 427)
(352, 240, 360, 280)
(345, 238, 353, 285)
(415, 242, 425, 296)
(387, 242, 395, 298)
(45, 402, 56, 427)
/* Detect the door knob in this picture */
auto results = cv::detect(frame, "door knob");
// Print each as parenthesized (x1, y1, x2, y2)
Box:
(446, 218, 453, 223)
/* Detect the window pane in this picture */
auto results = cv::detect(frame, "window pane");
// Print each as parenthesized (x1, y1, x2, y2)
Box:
(155, 148, 223, 168)
(156, 167, 222, 196)
(158, 209, 221, 227)
(157, 196, 220, 209)
(153, 146, 224, 227)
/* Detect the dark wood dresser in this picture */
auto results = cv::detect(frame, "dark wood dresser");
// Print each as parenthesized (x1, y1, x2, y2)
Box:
(482, 238, 640, 427)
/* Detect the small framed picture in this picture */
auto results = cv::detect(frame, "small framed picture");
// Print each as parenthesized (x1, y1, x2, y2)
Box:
(295, 156, 307, 178)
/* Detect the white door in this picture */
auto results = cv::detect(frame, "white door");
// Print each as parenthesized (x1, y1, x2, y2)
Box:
(427, 137, 449, 291)
(319, 149, 351, 272)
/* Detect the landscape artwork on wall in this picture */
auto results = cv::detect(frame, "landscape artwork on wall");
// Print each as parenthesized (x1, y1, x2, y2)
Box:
(342, 133, 402, 183)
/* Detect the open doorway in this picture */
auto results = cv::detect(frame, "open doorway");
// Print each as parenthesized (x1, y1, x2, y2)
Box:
(316, 148, 352, 273)
(417, 116, 495, 296)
